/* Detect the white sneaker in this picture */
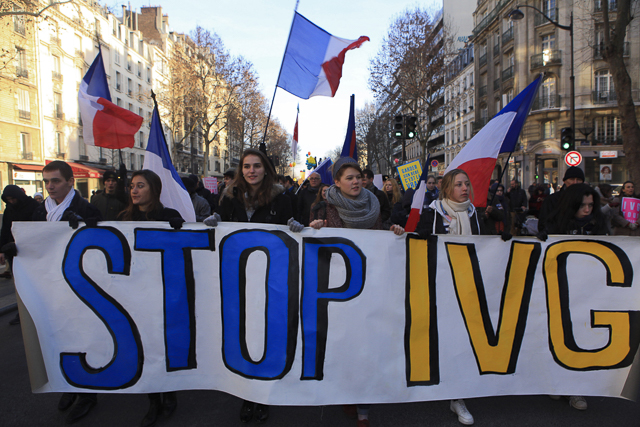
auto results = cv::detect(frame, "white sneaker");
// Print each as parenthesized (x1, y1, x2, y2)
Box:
(569, 396, 588, 410)
(450, 399, 474, 425)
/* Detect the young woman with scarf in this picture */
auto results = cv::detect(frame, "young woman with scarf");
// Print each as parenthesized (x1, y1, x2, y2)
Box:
(118, 169, 183, 427)
(310, 156, 403, 427)
(415, 168, 483, 425)
(205, 148, 297, 424)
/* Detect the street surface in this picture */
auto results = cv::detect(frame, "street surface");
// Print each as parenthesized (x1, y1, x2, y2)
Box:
(1, 308, 640, 426)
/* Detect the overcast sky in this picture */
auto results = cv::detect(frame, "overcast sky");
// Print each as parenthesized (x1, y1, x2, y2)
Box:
(118, 0, 443, 170)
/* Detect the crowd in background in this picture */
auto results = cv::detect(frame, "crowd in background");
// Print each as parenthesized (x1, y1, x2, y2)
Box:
(0, 153, 638, 426)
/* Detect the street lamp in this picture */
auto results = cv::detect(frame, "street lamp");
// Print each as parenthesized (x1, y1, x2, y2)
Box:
(509, 5, 574, 137)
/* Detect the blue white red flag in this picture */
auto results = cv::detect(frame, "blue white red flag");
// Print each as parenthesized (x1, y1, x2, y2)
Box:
(78, 49, 143, 149)
(143, 106, 196, 222)
(404, 156, 430, 232)
(340, 94, 357, 161)
(446, 74, 542, 207)
(277, 13, 369, 99)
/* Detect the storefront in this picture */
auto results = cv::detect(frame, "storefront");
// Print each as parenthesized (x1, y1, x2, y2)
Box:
(581, 149, 628, 187)
(11, 164, 44, 197)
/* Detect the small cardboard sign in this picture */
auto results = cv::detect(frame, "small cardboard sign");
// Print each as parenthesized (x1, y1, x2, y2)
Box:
(622, 197, 640, 224)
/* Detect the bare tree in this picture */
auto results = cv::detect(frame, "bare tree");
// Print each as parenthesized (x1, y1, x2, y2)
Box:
(0, 0, 74, 18)
(363, 107, 397, 175)
(598, 0, 640, 183)
(369, 7, 454, 165)
(264, 118, 292, 175)
(354, 103, 375, 169)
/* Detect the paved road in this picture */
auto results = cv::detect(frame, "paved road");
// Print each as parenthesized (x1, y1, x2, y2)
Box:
(2, 310, 640, 427)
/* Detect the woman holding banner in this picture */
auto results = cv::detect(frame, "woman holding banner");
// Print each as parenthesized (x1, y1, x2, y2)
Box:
(205, 147, 298, 424)
(611, 181, 640, 236)
(118, 169, 183, 427)
(415, 168, 484, 425)
(310, 156, 403, 427)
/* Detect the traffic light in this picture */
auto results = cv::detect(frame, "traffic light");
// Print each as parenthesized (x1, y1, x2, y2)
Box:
(406, 116, 418, 139)
(561, 127, 574, 151)
(394, 115, 405, 139)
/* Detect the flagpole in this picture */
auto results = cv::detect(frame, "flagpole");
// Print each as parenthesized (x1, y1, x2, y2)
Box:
(260, 0, 300, 152)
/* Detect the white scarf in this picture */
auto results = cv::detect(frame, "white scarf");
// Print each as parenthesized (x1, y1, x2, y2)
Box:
(440, 199, 472, 235)
(45, 189, 76, 222)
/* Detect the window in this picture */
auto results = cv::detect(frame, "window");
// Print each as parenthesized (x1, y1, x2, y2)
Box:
(94, 18, 100, 36)
(506, 89, 514, 104)
(146, 67, 151, 83)
(495, 98, 501, 113)
(140, 154, 144, 167)
(52, 55, 61, 80)
(127, 78, 132, 95)
(540, 76, 556, 107)
(463, 123, 468, 140)
(15, 48, 27, 78)
(594, 69, 613, 94)
(594, 116, 621, 144)
(17, 88, 30, 119)
(137, 83, 142, 97)
(20, 133, 31, 158)
(542, 120, 555, 139)
(56, 132, 63, 154)
(139, 131, 144, 148)
(541, 34, 555, 56)
(127, 55, 132, 71)
(542, 0, 556, 19)
(54, 92, 63, 119)
(139, 40, 144, 55)
(139, 107, 144, 117)
(75, 34, 82, 54)
(130, 153, 136, 169)
(116, 97, 122, 107)
(13, 5, 25, 35)
(128, 103, 133, 112)
(115, 48, 120, 65)
(137, 61, 142, 77)
(79, 132, 86, 156)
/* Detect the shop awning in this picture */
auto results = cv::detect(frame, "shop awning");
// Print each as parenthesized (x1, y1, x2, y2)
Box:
(45, 160, 105, 179)
(13, 164, 44, 172)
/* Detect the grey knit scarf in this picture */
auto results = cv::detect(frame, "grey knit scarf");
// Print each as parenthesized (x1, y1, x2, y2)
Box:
(325, 185, 380, 229)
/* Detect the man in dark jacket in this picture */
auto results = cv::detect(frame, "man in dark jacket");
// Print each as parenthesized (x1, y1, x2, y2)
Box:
(506, 180, 527, 235)
(362, 169, 391, 222)
(0, 185, 40, 324)
(90, 170, 126, 220)
(296, 172, 321, 226)
(32, 161, 101, 424)
(538, 166, 584, 234)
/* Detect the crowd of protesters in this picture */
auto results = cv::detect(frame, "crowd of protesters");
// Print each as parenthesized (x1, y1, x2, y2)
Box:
(1, 153, 639, 426)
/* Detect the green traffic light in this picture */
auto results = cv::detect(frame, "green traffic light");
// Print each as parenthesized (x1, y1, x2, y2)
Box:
(408, 131, 415, 138)
(562, 142, 571, 150)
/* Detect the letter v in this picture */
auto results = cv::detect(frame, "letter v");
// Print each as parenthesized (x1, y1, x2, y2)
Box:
(445, 241, 541, 374)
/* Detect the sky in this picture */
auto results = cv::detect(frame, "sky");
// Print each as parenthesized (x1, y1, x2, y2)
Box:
(118, 0, 443, 171)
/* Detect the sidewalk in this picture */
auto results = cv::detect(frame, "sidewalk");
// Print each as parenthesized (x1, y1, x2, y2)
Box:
(0, 275, 18, 316)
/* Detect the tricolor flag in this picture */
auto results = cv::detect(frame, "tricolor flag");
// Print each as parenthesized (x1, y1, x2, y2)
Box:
(404, 156, 430, 232)
(78, 49, 143, 149)
(446, 74, 542, 207)
(310, 157, 334, 185)
(340, 94, 357, 161)
(143, 105, 196, 222)
(277, 12, 369, 99)
(292, 105, 299, 159)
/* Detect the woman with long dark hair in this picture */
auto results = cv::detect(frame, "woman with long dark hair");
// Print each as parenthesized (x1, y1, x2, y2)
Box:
(118, 170, 182, 427)
(546, 183, 606, 236)
(206, 148, 294, 423)
(310, 183, 329, 222)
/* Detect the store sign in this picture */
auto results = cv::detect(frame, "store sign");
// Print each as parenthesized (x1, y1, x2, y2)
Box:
(600, 151, 618, 159)
(13, 171, 36, 181)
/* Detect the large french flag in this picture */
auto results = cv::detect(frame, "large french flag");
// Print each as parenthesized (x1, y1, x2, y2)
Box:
(340, 94, 357, 160)
(143, 106, 196, 222)
(277, 13, 369, 99)
(446, 74, 542, 207)
(79, 49, 143, 149)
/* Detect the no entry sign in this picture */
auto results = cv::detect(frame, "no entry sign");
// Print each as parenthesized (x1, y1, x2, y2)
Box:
(564, 151, 582, 166)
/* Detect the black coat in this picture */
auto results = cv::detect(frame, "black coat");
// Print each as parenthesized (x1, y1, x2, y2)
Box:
(0, 186, 40, 247)
(296, 186, 319, 226)
(366, 184, 391, 222)
(217, 185, 292, 225)
(538, 189, 562, 234)
(90, 191, 126, 221)
(119, 207, 183, 222)
(33, 190, 102, 222)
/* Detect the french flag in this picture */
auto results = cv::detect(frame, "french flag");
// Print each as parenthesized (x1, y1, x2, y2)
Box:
(78, 49, 143, 149)
(340, 94, 357, 160)
(446, 74, 542, 207)
(404, 157, 430, 232)
(143, 105, 196, 222)
(277, 13, 369, 99)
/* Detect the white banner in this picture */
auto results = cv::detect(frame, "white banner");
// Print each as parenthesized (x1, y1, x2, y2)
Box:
(12, 223, 640, 404)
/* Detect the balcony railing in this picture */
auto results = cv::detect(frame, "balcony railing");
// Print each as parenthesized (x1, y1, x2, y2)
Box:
(22, 152, 33, 160)
(502, 27, 513, 45)
(494, 78, 501, 91)
(531, 50, 562, 69)
(50, 36, 61, 45)
(472, 0, 510, 37)
(592, 90, 616, 104)
(532, 95, 561, 110)
(594, 42, 630, 59)
(479, 85, 487, 98)
(502, 65, 514, 81)
(18, 110, 31, 120)
(52, 71, 62, 81)
(592, 137, 622, 146)
(595, 0, 617, 12)
(479, 53, 487, 68)
(14, 22, 25, 35)
(79, 155, 89, 161)
(54, 110, 64, 120)
(535, 8, 558, 26)
(56, 152, 66, 159)
(16, 67, 28, 78)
